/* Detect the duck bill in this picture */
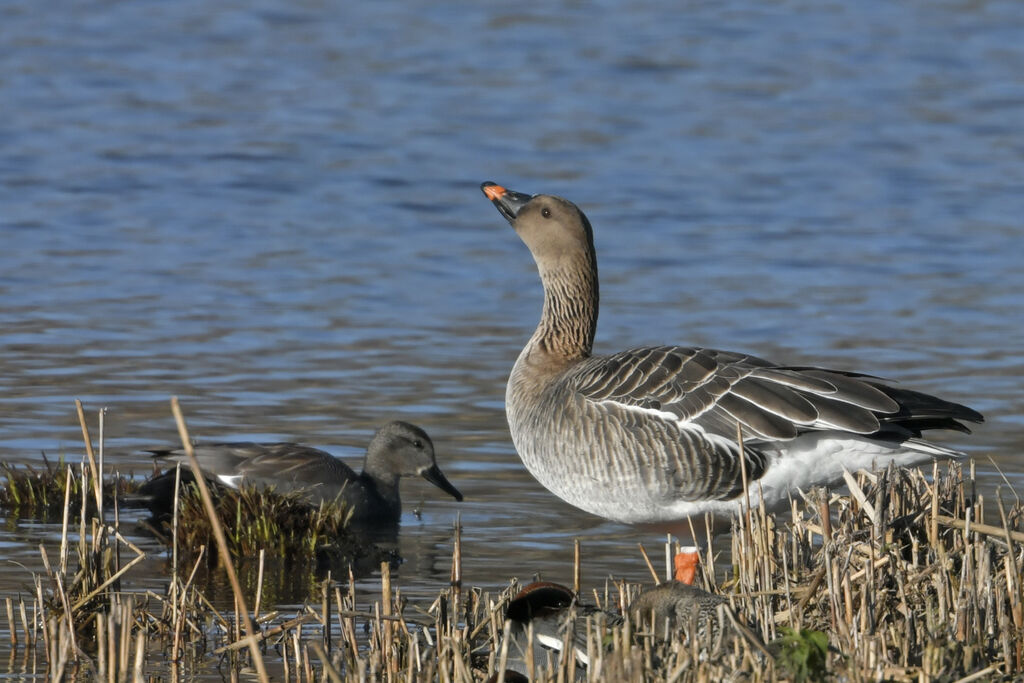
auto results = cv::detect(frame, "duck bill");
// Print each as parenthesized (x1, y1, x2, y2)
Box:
(481, 182, 533, 224)
(420, 464, 463, 501)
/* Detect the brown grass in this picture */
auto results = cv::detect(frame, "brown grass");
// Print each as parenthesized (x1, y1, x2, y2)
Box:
(1, 401, 1021, 681)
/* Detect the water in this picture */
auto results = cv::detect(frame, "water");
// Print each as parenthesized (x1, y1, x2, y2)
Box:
(2, 0, 1023, 657)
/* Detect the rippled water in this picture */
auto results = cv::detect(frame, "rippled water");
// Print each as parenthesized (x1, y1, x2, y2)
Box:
(2, 0, 1023, 657)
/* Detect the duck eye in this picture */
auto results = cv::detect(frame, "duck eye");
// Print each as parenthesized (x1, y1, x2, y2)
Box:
(413, 440, 423, 449)
(541, 207, 552, 218)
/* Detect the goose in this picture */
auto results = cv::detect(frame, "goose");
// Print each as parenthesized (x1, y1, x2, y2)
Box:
(480, 182, 982, 535)
(142, 420, 463, 524)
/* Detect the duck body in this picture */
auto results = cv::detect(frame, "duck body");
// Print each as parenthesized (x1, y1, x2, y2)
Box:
(503, 581, 615, 675)
(145, 421, 462, 524)
(483, 182, 983, 528)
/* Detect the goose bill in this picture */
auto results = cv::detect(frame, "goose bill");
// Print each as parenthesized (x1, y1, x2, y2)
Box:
(481, 182, 533, 224)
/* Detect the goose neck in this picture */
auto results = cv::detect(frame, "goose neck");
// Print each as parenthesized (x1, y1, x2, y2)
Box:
(532, 256, 599, 361)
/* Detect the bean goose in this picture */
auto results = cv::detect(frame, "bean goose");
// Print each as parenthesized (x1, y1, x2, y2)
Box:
(481, 182, 982, 531)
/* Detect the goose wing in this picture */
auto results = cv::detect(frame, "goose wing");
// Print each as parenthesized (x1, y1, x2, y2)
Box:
(573, 345, 982, 441)
(567, 346, 980, 502)
(566, 346, 902, 500)
(571, 345, 905, 442)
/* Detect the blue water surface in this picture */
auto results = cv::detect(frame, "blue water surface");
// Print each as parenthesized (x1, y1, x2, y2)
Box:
(1, 0, 1022, 634)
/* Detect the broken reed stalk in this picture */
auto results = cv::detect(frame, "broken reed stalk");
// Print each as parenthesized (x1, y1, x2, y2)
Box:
(170, 461, 182, 650)
(5, 400, 1022, 680)
(665, 534, 672, 582)
(381, 560, 393, 669)
(735, 420, 757, 600)
(637, 542, 659, 584)
(574, 537, 581, 594)
(98, 407, 106, 528)
(255, 548, 266, 622)
(931, 460, 940, 544)
(74, 399, 102, 520)
(171, 543, 205, 663)
(216, 613, 321, 654)
(71, 538, 145, 613)
(59, 466, 72, 576)
(450, 511, 463, 618)
(311, 641, 345, 683)
(935, 514, 1024, 544)
(320, 573, 331, 652)
(819, 492, 831, 542)
(169, 396, 269, 683)
(5, 597, 15, 648)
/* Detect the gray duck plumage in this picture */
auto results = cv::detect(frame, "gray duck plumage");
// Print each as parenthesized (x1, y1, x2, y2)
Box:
(146, 420, 462, 523)
(481, 182, 983, 529)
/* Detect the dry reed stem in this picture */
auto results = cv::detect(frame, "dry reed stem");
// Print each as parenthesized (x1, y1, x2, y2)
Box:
(98, 407, 107, 529)
(218, 613, 320, 653)
(311, 641, 345, 683)
(171, 543, 206, 662)
(70, 546, 145, 613)
(5, 402, 1021, 682)
(574, 538, 581, 594)
(4, 598, 15, 649)
(637, 542, 659, 584)
(74, 399, 103, 518)
(255, 548, 266, 622)
(59, 467, 72, 577)
(169, 396, 269, 683)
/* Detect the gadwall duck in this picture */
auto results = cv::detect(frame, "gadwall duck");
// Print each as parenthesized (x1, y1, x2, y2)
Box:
(481, 182, 982, 532)
(144, 420, 463, 524)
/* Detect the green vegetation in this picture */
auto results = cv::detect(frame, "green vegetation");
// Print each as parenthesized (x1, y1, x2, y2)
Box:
(0, 456, 133, 517)
(165, 479, 395, 570)
(776, 628, 829, 682)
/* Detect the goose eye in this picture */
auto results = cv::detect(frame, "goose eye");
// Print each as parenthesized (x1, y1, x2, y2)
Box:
(412, 439, 423, 449)
(541, 207, 552, 218)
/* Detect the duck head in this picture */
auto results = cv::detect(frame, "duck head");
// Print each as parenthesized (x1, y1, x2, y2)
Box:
(365, 421, 463, 501)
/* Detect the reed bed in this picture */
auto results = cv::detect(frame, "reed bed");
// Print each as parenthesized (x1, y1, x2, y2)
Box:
(0, 459, 396, 575)
(0, 455, 136, 518)
(160, 481, 398, 570)
(1, 401, 1021, 681)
